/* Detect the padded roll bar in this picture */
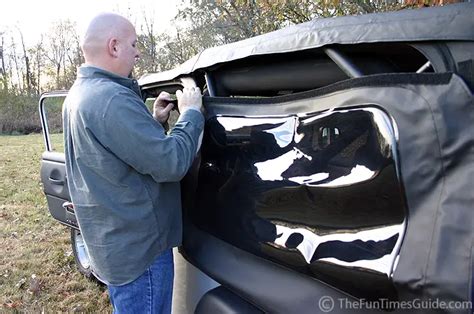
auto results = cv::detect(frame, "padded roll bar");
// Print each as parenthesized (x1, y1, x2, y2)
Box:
(324, 47, 363, 78)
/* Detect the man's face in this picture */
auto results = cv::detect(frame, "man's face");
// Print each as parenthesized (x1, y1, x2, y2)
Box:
(116, 27, 139, 77)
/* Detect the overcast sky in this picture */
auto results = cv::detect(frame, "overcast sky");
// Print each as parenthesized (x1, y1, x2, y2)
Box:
(0, 0, 180, 45)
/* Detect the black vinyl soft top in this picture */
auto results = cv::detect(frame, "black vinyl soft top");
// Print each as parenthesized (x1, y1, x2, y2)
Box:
(139, 3, 474, 86)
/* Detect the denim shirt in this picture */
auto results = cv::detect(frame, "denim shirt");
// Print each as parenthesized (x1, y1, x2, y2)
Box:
(62, 65, 204, 285)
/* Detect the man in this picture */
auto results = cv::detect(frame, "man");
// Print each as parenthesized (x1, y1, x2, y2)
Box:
(62, 13, 204, 313)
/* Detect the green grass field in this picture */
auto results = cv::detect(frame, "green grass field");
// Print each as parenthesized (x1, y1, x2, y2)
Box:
(0, 133, 111, 312)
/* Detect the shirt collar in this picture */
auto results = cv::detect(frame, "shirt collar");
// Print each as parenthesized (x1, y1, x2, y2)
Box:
(77, 65, 141, 95)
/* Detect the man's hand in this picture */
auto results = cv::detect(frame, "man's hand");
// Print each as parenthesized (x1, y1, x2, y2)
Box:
(153, 92, 174, 124)
(176, 87, 202, 113)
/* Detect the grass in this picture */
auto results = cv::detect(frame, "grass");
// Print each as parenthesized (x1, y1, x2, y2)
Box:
(0, 133, 111, 312)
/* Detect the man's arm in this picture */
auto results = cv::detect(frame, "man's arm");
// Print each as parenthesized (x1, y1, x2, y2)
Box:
(95, 88, 204, 183)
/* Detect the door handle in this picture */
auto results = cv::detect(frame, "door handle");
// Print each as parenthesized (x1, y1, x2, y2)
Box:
(49, 177, 64, 185)
(62, 201, 74, 214)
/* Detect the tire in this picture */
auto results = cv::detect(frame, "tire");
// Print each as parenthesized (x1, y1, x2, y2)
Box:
(70, 228, 94, 279)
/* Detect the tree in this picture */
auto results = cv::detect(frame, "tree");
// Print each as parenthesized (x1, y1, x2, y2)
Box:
(29, 39, 46, 95)
(64, 31, 83, 87)
(18, 28, 33, 94)
(135, 11, 160, 74)
(44, 20, 82, 90)
(9, 36, 23, 92)
(175, 0, 281, 46)
(0, 33, 8, 91)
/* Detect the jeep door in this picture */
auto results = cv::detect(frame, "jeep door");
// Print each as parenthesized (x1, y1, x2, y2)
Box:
(38, 92, 77, 229)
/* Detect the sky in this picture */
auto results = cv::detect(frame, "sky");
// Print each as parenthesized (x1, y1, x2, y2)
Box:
(0, 0, 181, 46)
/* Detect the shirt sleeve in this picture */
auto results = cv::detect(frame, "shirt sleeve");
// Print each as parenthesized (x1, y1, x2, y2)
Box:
(94, 91, 204, 183)
(181, 108, 204, 153)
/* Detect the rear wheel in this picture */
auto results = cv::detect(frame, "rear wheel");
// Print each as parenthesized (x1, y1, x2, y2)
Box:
(70, 228, 93, 279)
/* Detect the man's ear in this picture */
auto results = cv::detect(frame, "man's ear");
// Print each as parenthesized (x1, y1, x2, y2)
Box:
(107, 38, 119, 58)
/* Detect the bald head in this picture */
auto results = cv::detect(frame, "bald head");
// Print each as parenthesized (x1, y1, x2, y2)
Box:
(81, 13, 139, 77)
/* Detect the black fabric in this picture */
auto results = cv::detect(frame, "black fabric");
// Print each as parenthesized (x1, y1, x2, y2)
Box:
(184, 73, 474, 312)
(318, 74, 473, 309)
(203, 73, 453, 106)
(182, 222, 373, 314)
(458, 59, 474, 92)
(195, 286, 264, 314)
(140, 3, 474, 85)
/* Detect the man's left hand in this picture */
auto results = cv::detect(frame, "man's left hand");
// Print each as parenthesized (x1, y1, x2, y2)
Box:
(153, 92, 174, 124)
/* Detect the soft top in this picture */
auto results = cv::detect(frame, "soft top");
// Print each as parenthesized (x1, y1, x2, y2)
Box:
(139, 3, 474, 86)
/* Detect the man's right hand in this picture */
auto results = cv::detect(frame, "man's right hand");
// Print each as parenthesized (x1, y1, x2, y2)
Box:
(176, 87, 203, 113)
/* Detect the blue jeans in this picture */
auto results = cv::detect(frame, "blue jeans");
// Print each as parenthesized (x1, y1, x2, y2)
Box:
(107, 249, 174, 314)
